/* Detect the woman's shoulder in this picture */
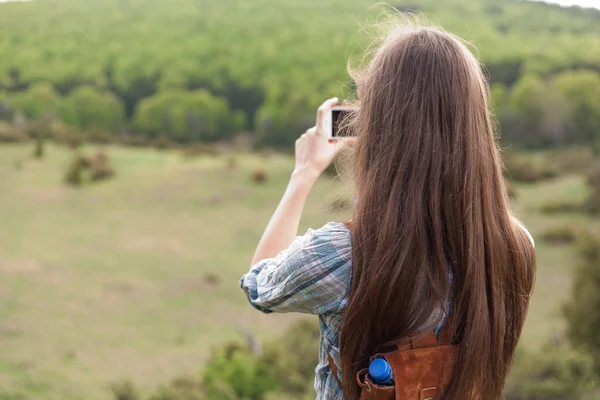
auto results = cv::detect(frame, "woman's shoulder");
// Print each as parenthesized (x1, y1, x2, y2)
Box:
(304, 222, 352, 250)
(303, 222, 353, 260)
(511, 217, 535, 248)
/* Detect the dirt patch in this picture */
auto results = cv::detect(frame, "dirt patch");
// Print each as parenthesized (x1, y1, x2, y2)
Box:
(164, 274, 220, 295)
(19, 187, 69, 204)
(120, 237, 183, 255)
(0, 323, 23, 339)
(0, 259, 43, 274)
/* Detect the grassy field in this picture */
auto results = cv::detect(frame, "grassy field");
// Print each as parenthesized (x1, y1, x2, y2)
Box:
(0, 143, 591, 399)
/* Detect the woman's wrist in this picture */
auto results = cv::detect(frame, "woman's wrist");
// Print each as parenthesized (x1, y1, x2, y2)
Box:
(290, 166, 320, 187)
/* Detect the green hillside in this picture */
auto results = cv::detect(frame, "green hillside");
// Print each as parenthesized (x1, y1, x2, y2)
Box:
(0, 0, 599, 146)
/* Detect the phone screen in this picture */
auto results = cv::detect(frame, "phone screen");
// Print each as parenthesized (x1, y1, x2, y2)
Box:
(332, 109, 355, 138)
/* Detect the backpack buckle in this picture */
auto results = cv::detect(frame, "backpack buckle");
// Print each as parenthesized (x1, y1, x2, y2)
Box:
(419, 386, 438, 400)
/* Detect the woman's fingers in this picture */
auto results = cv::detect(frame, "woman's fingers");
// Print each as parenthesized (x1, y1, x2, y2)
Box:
(316, 97, 338, 135)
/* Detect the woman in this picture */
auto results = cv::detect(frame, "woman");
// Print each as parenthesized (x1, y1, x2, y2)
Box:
(240, 23, 536, 400)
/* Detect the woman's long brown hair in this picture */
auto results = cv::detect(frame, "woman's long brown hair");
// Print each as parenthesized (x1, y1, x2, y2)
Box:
(340, 22, 536, 399)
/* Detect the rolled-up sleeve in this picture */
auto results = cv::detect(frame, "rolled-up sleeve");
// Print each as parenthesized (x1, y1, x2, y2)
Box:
(240, 222, 352, 315)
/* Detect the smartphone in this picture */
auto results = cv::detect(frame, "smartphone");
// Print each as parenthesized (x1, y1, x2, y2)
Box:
(326, 106, 358, 140)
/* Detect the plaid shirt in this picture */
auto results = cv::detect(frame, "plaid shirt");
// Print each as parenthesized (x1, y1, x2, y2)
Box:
(240, 222, 449, 400)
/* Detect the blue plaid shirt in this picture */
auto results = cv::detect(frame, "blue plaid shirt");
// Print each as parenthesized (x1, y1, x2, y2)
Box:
(240, 222, 449, 400)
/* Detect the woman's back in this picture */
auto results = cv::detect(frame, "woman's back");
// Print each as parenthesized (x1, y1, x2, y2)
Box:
(242, 19, 536, 400)
(241, 221, 454, 399)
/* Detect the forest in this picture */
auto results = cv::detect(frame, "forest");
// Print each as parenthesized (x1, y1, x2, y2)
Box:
(0, 0, 600, 148)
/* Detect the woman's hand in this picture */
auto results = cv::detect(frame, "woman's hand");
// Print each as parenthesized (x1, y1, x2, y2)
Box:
(250, 98, 352, 266)
(292, 97, 350, 182)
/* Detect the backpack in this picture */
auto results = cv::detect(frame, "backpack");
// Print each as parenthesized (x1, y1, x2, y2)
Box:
(327, 222, 459, 400)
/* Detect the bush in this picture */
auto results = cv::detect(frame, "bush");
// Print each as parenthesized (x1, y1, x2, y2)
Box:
(50, 122, 82, 148)
(503, 153, 558, 183)
(540, 225, 577, 245)
(32, 136, 45, 159)
(64, 152, 91, 186)
(111, 381, 141, 400)
(182, 143, 219, 158)
(90, 151, 115, 182)
(505, 344, 595, 400)
(85, 127, 113, 144)
(120, 134, 153, 148)
(550, 147, 595, 174)
(262, 321, 320, 396)
(540, 201, 584, 215)
(202, 342, 279, 400)
(148, 376, 203, 400)
(154, 135, 171, 150)
(564, 229, 600, 376)
(26, 120, 51, 140)
(584, 162, 600, 215)
(0, 121, 25, 142)
(252, 167, 268, 184)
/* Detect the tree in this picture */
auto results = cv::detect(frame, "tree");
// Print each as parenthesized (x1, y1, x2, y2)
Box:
(133, 90, 245, 142)
(9, 82, 59, 120)
(564, 229, 600, 375)
(553, 70, 600, 144)
(58, 86, 125, 131)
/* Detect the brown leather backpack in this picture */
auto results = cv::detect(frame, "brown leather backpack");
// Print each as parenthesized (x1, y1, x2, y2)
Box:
(328, 222, 459, 400)
(327, 321, 458, 400)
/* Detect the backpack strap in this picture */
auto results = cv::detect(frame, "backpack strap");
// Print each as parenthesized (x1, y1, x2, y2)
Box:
(327, 350, 343, 387)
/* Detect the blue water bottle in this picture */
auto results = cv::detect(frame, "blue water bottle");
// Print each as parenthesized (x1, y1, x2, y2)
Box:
(368, 358, 394, 386)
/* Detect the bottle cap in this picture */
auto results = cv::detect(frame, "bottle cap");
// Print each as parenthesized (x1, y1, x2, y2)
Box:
(369, 358, 392, 382)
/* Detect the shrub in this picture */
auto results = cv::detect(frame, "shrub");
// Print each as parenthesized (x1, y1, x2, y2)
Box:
(148, 376, 203, 400)
(90, 151, 115, 182)
(503, 153, 558, 183)
(540, 200, 584, 215)
(540, 225, 577, 245)
(26, 120, 51, 140)
(120, 134, 153, 148)
(64, 153, 91, 186)
(111, 380, 141, 400)
(182, 143, 219, 158)
(32, 136, 45, 159)
(564, 229, 600, 375)
(85, 127, 113, 144)
(550, 147, 595, 175)
(0, 121, 25, 142)
(584, 162, 600, 215)
(252, 167, 268, 184)
(505, 344, 595, 400)
(154, 135, 171, 150)
(122, 320, 320, 400)
(202, 342, 279, 400)
(50, 121, 72, 143)
(262, 321, 320, 396)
